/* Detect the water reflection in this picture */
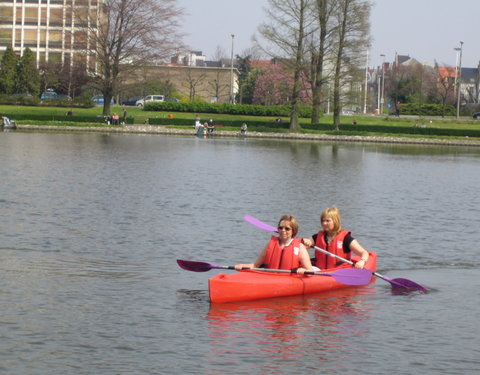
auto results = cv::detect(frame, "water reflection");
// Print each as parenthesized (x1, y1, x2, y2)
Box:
(206, 286, 376, 372)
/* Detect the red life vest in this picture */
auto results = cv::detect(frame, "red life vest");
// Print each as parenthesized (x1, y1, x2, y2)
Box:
(314, 230, 350, 269)
(264, 236, 302, 270)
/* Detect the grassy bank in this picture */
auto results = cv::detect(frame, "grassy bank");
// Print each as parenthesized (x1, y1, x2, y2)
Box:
(2, 104, 480, 140)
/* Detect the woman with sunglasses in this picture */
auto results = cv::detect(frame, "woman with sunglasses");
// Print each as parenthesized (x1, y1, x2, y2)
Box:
(235, 215, 314, 275)
(302, 207, 369, 269)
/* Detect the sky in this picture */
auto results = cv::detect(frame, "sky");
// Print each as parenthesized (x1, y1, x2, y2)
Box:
(176, 0, 479, 69)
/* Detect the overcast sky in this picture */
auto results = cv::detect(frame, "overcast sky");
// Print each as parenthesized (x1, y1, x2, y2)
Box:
(177, 0, 479, 68)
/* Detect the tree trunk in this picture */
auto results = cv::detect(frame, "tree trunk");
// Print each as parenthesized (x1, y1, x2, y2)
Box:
(311, 0, 329, 124)
(332, 0, 349, 129)
(289, 0, 307, 131)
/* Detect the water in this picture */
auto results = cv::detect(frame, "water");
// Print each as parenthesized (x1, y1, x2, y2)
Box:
(1, 131, 479, 374)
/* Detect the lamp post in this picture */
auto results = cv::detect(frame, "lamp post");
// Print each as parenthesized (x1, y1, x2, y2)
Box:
(380, 54, 386, 115)
(230, 34, 235, 103)
(455, 41, 463, 119)
(363, 50, 369, 114)
(454, 47, 460, 97)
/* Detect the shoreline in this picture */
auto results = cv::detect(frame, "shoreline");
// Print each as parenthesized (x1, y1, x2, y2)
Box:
(16, 124, 480, 147)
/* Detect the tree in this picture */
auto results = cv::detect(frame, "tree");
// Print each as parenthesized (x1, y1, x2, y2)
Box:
(209, 70, 229, 103)
(308, 0, 336, 124)
(240, 67, 259, 104)
(211, 45, 228, 62)
(0, 46, 18, 95)
(258, 0, 316, 130)
(183, 68, 207, 101)
(58, 61, 92, 99)
(80, 0, 184, 115)
(16, 48, 40, 96)
(39, 61, 61, 94)
(235, 54, 251, 104)
(331, 0, 370, 128)
(253, 63, 294, 105)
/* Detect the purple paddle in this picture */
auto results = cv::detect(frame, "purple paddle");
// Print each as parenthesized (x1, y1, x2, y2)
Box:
(243, 215, 428, 293)
(244, 215, 278, 232)
(176, 259, 372, 286)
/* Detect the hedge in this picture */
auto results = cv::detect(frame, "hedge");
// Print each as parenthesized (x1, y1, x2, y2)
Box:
(144, 101, 312, 118)
(0, 94, 94, 108)
(2, 113, 137, 125)
(301, 122, 480, 137)
(398, 103, 456, 117)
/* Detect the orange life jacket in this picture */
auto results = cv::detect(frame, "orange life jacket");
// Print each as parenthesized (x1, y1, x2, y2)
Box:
(314, 230, 350, 269)
(264, 236, 302, 270)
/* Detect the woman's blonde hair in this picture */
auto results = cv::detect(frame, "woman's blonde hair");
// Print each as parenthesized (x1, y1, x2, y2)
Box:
(320, 207, 342, 235)
(277, 214, 299, 237)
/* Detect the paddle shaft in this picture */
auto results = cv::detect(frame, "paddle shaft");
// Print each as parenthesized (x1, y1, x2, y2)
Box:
(198, 263, 346, 277)
(177, 259, 371, 286)
(314, 246, 391, 283)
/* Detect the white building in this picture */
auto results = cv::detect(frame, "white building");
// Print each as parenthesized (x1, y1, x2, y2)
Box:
(0, 0, 100, 68)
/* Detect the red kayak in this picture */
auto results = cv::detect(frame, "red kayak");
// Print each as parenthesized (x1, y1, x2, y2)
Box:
(208, 252, 377, 303)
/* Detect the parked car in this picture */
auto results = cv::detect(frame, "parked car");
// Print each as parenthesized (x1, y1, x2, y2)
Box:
(136, 95, 165, 107)
(92, 94, 114, 106)
(40, 90, 59, 100)
(165, 97, 180, 102)
(121, 96, 143, 106)
(57, 94, 72, 100)
(41, 90, 71, 100)
(472, 112, 480, 120)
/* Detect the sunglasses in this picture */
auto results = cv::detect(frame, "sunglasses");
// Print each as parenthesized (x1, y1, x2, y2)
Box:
(278, 226, 292, 231)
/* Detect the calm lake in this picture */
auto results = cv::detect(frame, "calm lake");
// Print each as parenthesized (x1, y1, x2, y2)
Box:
(1, 131, 479, 374)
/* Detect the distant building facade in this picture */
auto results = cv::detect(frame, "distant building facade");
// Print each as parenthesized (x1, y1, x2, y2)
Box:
(0, 0, 99, 68)
(126, 64, 239, 103)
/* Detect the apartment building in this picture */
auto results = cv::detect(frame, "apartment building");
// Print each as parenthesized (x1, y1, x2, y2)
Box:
(0, 0, 99, 68)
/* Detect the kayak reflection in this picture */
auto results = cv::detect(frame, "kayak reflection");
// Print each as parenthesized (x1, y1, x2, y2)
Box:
(206, 285, 376, 371)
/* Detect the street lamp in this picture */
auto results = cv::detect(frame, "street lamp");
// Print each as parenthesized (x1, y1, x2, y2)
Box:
(455, 41, 463, 119)
(363, 50, 369, 114)
(380, 54, 386, 114)
(453, 47, 460, 97)
(230, 34, 235, 103)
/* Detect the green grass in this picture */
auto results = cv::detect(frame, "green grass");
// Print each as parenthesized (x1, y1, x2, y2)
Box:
(3, 104, 480, 139)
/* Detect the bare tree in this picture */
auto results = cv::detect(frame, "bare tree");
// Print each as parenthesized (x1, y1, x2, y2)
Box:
(331, 0, 370, 128)
(79, 0, 184, 115)
(183, 68, 207, 101)
(308, 0, 336, 124)
(211, 45, 228, 62)
(258, 0, 316, 130)
(209, 69, 229, 101)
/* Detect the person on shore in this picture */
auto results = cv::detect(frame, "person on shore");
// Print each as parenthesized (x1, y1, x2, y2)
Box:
(240, 122, 247, 135)
(235, 215, 314, 275)
(395, 101, 401, 117)
(2, 115, 11, 127)
(194, 121, 204, 136)
(112, 113, 120, 125)
(207, 118, 215, 134)
(302, 207, 369, 269)
(122, 109, 128, 125)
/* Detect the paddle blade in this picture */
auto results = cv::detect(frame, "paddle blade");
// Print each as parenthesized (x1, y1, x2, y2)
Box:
(329, 268, 373, 286)
(244, 215, 278, 232)
(390, 277, 428, 293)
(177, 259, 213, 272)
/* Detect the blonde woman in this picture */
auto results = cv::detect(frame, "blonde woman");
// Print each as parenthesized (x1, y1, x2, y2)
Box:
(303, 207, 369, 269)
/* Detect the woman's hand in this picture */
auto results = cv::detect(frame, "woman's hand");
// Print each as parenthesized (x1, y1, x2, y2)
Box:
(234, 264, 253, 271)
(354, 259, 367, 269)
(296, 267, 307, 275)
(302, 238, 313, 247)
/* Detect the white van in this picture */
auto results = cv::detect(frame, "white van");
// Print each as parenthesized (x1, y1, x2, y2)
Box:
(136, 95, 165, 107)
